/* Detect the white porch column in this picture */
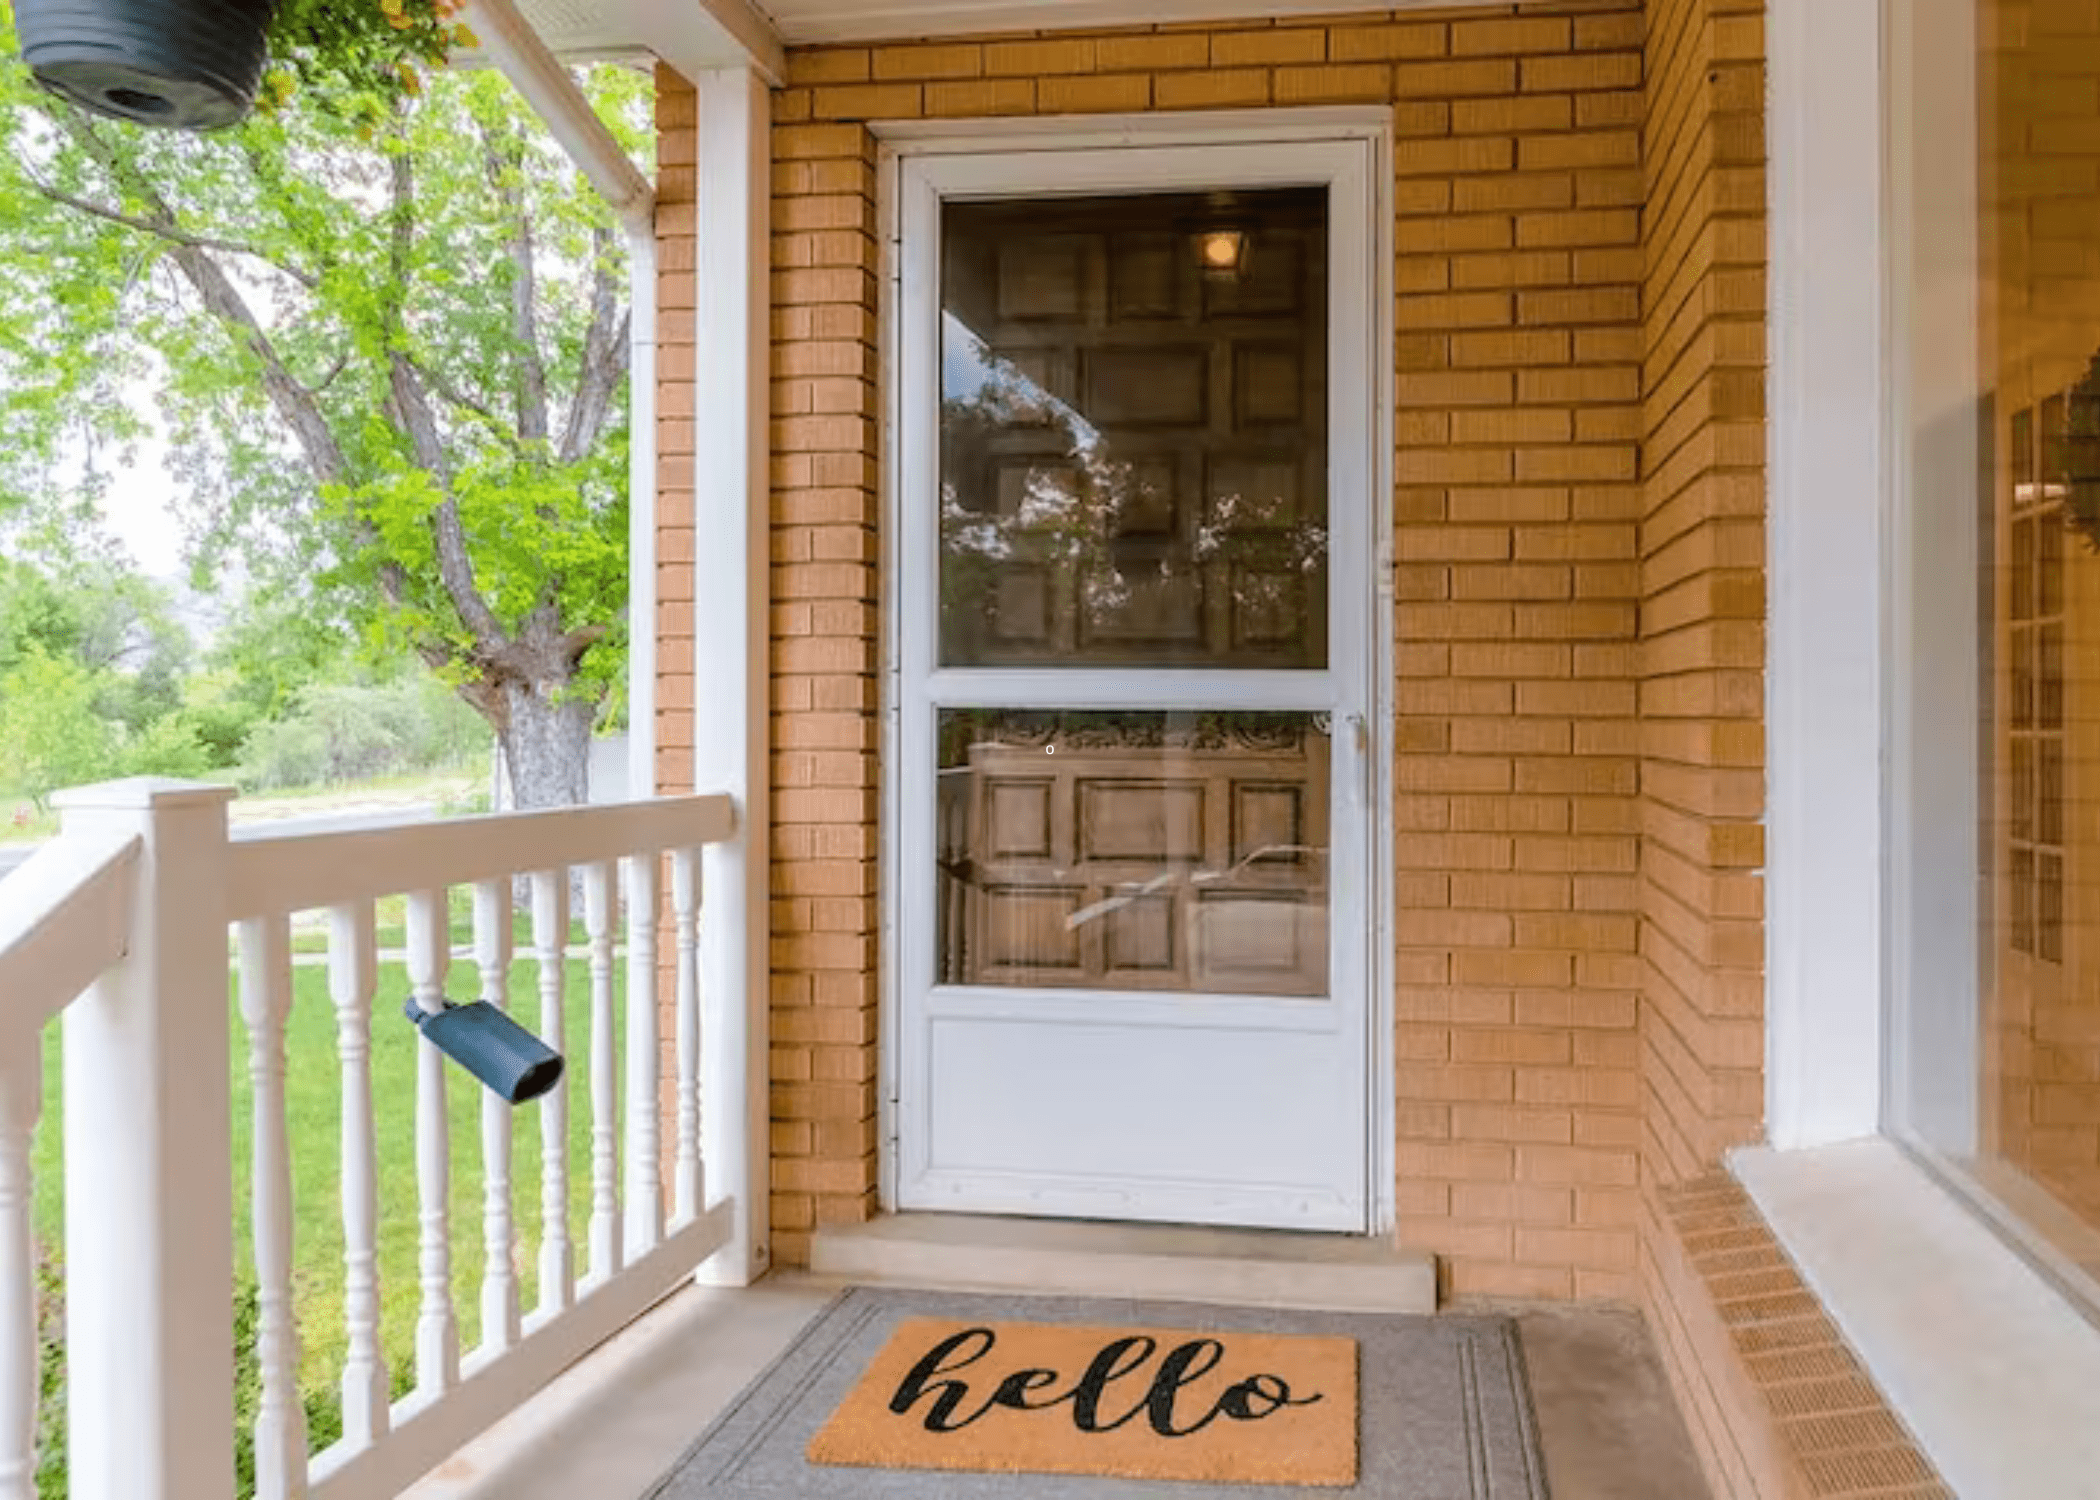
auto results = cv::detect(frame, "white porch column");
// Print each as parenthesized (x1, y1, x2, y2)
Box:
(53, 779, 236, 1500)
(692, 62, 773, 1285)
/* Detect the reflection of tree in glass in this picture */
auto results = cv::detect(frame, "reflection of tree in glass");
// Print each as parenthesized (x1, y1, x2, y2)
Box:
(2062, 351, 2100, 551)
(937, 318, 1326, 667)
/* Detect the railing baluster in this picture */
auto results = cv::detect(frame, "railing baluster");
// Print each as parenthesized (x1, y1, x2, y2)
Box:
(237, 916, 306, 1500)
(530, 871, 573, 1315)
(472, 881, 519, 1355)
(583, 863, 621, 1280)
(672, 848, 703, 1224)
(406, 889, 458, 1394)
(624, 853, 663, 1255)
(0, 1038, 39, 1500)
(327, 899, 388, 1450)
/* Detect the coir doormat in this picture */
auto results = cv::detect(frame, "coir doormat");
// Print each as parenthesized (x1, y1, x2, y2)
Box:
(641, 1286, 1551, 1499)
(806, 1315, 1358, 1486)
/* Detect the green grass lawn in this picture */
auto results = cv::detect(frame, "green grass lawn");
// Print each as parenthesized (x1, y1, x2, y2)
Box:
(30, 948, 633, 1438)
(2, 763, 487, 847)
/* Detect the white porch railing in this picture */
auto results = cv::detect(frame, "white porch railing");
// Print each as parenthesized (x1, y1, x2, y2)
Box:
(0, 778, 748, 1500)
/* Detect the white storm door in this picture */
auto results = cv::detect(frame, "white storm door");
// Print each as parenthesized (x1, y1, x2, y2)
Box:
(891, 137, 1378, 1232)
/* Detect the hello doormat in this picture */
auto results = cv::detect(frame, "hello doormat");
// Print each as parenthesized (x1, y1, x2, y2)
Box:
(641, 1287, 1550, 1498)
(806, 1316, 1358, 1486)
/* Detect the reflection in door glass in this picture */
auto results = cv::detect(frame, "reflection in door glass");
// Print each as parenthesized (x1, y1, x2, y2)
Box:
(936, 709, 1330, 997)
(939, 189, 1329, 668)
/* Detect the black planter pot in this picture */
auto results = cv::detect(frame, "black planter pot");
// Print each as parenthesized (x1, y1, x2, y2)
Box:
(14, 0, 277, 130)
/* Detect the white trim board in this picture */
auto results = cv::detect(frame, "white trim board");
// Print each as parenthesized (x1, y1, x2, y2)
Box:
(1763, 0, 1886, 1148)
(768, 0, 1401, 46)
(687, 64, 773, 1284)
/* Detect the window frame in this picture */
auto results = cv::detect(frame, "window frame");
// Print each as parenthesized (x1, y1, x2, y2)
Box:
(1747, 0, 2100, 1490)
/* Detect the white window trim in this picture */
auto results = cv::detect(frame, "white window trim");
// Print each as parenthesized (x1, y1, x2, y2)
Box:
(1755, 2, 2100, 1494)
(1764, 0, 1886, 1152)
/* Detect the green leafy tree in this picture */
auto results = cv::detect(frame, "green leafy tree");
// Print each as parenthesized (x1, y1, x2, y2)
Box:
(0, 543, 208, 790)
(0, 22, 649, 809)
(0, 644, 116, 807)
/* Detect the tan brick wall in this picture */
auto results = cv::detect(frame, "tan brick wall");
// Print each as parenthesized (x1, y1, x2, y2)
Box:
(1382, 5, 1648, 1303)
(657, 66, 698, 803)
(659, 73, 888, 1265)
(768, 118, 885, 1267)
(1634, 4, 1780, 1493)
(752, 4, 1651, 1289)
(1636, 0, 1767, 1190)
(655, 0, 1780, 1296)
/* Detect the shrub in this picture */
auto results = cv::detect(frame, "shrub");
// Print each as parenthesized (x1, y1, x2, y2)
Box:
(236, 678, 487, 792)
(32, 1251, 362, 1500)
(239, 715, 332, 792)
(119, 714, 215, 781)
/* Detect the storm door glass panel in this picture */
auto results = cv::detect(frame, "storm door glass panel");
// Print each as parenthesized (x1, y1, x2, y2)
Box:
(938, 189, 1329, 669)
(936, 710, 1330, 997)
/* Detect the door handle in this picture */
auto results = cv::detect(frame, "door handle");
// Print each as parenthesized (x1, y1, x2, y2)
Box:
(1345, 711, 1370, 811)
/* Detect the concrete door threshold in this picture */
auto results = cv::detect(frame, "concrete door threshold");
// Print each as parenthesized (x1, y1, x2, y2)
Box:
(809, 1212, 1438, 1314)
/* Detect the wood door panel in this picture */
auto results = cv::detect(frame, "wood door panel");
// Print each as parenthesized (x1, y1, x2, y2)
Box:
(1076, 779, 1207, 864)
(938, 712, 1329, 996)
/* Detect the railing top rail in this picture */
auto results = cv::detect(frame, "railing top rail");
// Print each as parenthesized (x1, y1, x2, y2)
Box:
(224, 792, 736, 920)
(0, 826, 144, 1037)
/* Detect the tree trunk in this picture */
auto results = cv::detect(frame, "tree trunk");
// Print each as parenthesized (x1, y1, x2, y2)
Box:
(497, 679, 595, 812)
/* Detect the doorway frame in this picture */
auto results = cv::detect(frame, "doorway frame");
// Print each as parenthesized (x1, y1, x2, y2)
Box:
(872, 108, 1396, 1234)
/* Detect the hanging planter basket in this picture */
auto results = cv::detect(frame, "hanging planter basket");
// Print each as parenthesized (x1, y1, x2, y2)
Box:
(14, 0, 278, 130)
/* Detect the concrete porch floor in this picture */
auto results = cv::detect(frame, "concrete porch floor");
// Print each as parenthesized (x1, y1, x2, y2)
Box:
(401, 1271, 1711, 1500)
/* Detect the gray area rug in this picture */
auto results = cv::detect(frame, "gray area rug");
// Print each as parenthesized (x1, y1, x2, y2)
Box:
(641, 1286, 1551, 1499)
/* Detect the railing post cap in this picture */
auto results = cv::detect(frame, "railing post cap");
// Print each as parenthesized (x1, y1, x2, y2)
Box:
(50, 776, 239, 813)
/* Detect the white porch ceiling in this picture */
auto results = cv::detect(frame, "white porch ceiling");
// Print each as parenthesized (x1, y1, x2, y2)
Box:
(511, 0, 1401, 71)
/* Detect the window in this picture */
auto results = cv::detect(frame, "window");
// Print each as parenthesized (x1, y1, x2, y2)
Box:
(1890, 0, 2100, 1300)
(2006, 398, 2070, 962)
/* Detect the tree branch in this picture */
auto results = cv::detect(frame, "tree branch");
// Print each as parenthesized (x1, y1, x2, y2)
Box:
(413, 356, 525, 455)
(312, 349, 352, 394)
(479, 119, 551, 448)
(21, 169, 319, 290)
(557, 621, 609, 662)
(237, 137, 340, 283)
(374, 127, 502, 650)
(54, 114, 352, 491)
(386, 141, 414, 340)
(387, 352, 507, 650)
(559, 224, 626, 465)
